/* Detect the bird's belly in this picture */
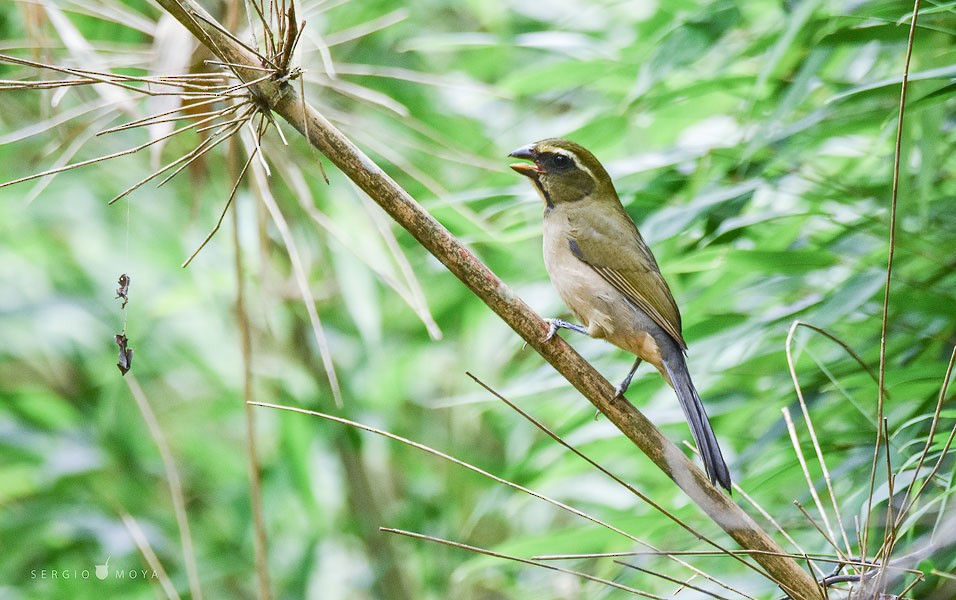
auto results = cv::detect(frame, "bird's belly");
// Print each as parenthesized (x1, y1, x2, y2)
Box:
(543, 231, 668, 369)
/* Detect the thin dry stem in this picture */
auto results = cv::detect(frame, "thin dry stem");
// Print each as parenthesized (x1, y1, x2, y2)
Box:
(126, 376, 203, 599)
(791, 500, 842, 575)
(98, 97, 232, 134)
(157, 109, 254, 183)
(380, 527, 667, 599)
(615, 560, 730, 600)
(110, 103, 252, 204)
(23, 110, 115, 204)
(323, 9, 407, 47)
(2, 100, 246, 192)
(895, 572, 924, 597)
(868, 0, 921, 559)
(190, 9, 278, 71)
(231, 141, 272, 599)
(537, 551, 880, 569)
(0, 53, 231, 94)
(182, 124, 257, 267)
(119, 511, 182, 600)
(250, 401, 672, 549)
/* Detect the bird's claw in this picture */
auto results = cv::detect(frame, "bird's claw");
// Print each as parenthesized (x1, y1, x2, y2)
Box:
(542, 318, 559, 343)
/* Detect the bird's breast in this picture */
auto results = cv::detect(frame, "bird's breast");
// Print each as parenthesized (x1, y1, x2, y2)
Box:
(542, 211, 616, 337)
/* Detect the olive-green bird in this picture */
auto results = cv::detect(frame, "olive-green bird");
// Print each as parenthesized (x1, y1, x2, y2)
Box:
(509, 138, 731, 491)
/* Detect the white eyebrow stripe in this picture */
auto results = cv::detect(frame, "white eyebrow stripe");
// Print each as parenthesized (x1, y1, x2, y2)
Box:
(543, 146, 595, 180)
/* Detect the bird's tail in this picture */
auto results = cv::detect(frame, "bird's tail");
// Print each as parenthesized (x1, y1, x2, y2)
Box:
(662, 354, 732, 492)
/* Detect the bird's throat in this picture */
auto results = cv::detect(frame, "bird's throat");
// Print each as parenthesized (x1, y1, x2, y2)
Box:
(532, 178, 554, 209)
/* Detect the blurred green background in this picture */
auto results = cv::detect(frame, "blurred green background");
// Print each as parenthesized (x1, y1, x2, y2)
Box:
(1, 0, 954, 598)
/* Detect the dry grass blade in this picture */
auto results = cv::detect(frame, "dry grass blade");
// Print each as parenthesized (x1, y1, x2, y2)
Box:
(243, 0, 272, 59)
(333, 62, 506, 99)
(244, 113, 275, 170)
(0, 120, 176, 189)
(229, 0, 300, 79)
(867, 379, 956, 592)
(784, 323, 853, 559)
(301, 28, 336, 78)
(126, 375, 203, 600)
(280, 173, 402, 285)
(43, 2, 138, 113)
(244, 133, 343, 407)
(787, 321, 889, 399)
(351, 131, 444, 194)
(217, 69, 284, 97)
(782, 407, 847, 567)
(539, 550, 881, 568)
(273, 162, 441, 339)
(311, 74, 409, 116)
(379, 527, 668, 599)
(188, 9, 277, 71)
(162, 108, 257, 175)
(205, 60, 276, 73)
(891, 346, 956, 531)
(20, 110, 116, 204)
(894, 568, 925, 598)
(0, 100, 104, 143)
(279, 10, 304, 72)
(54, 0, 157, 35)
(362, 194, 442, 340)
(930, 569, 956, 581)
(119, 511, 182, 600)
(249, 401, 656, 546)
(322, 9, 407, 47)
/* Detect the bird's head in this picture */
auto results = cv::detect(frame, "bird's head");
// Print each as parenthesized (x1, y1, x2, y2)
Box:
(508, 138, 615, 208)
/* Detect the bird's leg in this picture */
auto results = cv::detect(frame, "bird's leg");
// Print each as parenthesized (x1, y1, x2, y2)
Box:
(614, 357, 643, 398)
(542, 318, 588, 342)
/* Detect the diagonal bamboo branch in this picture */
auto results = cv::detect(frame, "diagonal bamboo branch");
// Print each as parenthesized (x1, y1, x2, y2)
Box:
(153, 1, 822, 598)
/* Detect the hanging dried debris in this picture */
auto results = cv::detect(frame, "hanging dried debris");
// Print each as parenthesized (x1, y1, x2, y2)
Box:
(115, 333, 133, 375)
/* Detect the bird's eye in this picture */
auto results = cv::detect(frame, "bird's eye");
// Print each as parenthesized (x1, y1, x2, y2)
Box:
(551, 154, 572, 169)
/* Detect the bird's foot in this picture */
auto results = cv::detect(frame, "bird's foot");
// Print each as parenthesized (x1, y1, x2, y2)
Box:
(542, 318, 588, 343)
(614, 357, 643, 398)
(543, 318, 559, 342)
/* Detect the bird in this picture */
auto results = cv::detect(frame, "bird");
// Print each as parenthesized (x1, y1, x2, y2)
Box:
(508, 138, 731, 492)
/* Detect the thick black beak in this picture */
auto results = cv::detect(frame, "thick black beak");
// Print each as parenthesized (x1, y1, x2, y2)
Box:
(508, 144, 535, 160)
(508, 144, 540, 178)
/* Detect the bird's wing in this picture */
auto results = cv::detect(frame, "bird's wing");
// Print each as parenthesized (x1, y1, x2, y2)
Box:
(568, 207, 687, 349)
